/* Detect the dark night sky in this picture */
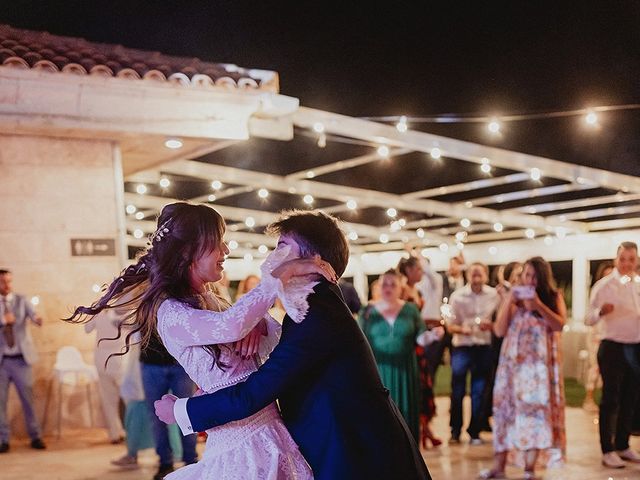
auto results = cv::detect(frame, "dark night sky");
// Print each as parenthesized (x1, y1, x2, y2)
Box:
(1, 1, 639, 174)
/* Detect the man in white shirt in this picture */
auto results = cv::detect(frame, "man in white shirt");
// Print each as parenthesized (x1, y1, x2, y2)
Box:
(586, 242, 640, 469)
(447, 262, 499, 445)
(0, 269, 46, 453)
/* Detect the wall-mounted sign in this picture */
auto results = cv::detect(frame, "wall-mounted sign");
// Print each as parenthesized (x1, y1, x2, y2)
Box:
(70, 238, 116, 257)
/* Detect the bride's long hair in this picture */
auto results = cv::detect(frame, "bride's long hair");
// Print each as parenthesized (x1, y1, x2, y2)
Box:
(65, 202, 231, 368)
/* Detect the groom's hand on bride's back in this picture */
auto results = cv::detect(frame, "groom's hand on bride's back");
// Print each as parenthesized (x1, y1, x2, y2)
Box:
(155, 394, 178, 424)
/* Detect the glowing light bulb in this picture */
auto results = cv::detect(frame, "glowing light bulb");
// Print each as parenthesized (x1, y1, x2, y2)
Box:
(31, 296, 40, 306)
(306, 171, 315, 178)
(313, 122, 325, 133)
(159, 177, 170, 188)
(488, 246, 498, 255)
(396, 116, 408, 133)
(133, 229, 144, 239)
(377, 145, 390, 158)
(258, 245, 268, 254)
(488, 118, 501, 134)
(530, 168, 542, 181)
(228, 240, 238, 250)
(386, 208, 397, 218)
(92, 284, 101, 293)
(348, 231, 358, 241)
(525, 228, 536, 239)
(460, 218, 471, 228)
(430, 147, 442, 159)
(585, 110, 598, 126)
(480, 158, 492, 173)
(135, 184, 147, 195)
(135, 211, 145, 220)
(258, 188, 269, 199)
(379, 233, 389, 244)
(317, 134, 326, 148)
(125, 204, 136, 214)
(439, 243, 449, 252)
(164, 138, 183, 149)
(208, 194, 216, 202)
(211, 180, 222, 190)
(245, 217, 256, 228)
(416, 228, 425, 238)
(346, 199, 357, 210)
(493, 222, 504, 232)
(303, 194, 314, 205)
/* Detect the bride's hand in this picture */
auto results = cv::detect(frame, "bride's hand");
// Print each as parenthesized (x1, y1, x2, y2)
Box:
(271, 255, 338, 284)
(232, 318, 267, 359)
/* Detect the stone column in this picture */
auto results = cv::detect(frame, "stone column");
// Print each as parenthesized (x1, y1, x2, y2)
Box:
(0, 134, 126, 436)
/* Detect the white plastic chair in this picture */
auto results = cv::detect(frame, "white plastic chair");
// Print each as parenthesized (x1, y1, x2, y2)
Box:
(42, 346, 99, 438)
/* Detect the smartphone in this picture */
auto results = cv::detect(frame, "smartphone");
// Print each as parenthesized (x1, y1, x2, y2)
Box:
(512, 285, 535, 300)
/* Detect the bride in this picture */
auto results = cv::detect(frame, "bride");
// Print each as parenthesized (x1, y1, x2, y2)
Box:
(68, 202, 337, 479)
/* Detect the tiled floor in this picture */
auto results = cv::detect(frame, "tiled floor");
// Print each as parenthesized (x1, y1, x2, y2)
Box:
(3, 398, 639, 479)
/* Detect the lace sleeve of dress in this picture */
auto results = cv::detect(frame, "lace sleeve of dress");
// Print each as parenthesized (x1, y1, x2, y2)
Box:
(156, 280, 279, 349)
(257, 312, 282, 364)
(276, 276, 319, 323)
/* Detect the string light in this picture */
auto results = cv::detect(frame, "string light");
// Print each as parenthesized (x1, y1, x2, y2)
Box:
(416, 228, 425, 238)
(125, 204, 136, 214)
(258, 188, 269, 199)
(228, 240, 238, 250)
(303, 194, 314, 205)
(313, 122, 325, 133)
(306, 171, 315, 178)
(530, 168, 542, 181)
(346, 199, 358, 210)
(430, 147, 442, 159)
(133, 229, 144, 239)
(493, 222, 504, 232)
(439, 243, 449, 252)
(377, 145, 390, 158)
(135, 184, 147, 195)
(31, 296, 40, 306)
(396, 115, 408, 133)
(258, 244, 268, 254)
(386, 208, 397, 218)
(398, 218, 406, 227)
(245, 217, 256, 228)
(390, 221, 401, 232)
(211, 180, 222, 190)
(460, 218, 471, 228)
(159, 177, 170, 188)
(525, 228, 536, 239)
(584, 110, 598, 126)
(379, 233, 389, 244)
(208, 194, 216, 202)
(488, 246, 498, 255)
(348, 231, 358, 241)
(92, 284, 101, 293)
(487, 118, 501, 134)
(135, 211, 144, 220)
(480, 158, 492, 174)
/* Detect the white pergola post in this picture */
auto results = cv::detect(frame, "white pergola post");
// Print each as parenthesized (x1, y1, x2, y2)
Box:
(571, 254, 589, 324)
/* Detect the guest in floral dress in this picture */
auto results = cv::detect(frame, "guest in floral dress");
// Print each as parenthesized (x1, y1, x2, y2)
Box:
(479, 256, 567, 480)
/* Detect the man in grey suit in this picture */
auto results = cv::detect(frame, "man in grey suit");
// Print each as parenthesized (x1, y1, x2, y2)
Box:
(0, 269, 46, 452)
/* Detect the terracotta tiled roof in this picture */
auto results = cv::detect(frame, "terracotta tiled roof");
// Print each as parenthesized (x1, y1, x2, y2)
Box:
(0, 24, 278, 91)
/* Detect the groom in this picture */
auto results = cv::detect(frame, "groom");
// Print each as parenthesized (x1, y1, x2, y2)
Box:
(155, 210, 431, 480)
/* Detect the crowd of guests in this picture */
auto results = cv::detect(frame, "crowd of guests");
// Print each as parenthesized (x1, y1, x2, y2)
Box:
(357, 242, 640, 478)
(2, 240, 640, 478)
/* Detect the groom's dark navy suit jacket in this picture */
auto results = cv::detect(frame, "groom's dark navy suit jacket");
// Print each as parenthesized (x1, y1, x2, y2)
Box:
(186, 281, 431, 480)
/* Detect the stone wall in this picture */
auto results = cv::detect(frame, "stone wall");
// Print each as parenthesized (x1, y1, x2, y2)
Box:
(0, 134, 125, 437)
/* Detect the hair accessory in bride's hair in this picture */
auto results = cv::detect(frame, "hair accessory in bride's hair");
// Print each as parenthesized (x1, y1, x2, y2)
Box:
(151, 220, 172, 243)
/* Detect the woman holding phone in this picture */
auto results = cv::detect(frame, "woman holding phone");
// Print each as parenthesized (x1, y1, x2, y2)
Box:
(479, 256, 567, 479)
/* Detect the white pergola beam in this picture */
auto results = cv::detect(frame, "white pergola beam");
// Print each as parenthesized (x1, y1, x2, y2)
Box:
(509, 192, 640, 215)
(403, 173, 530, 200)
(157, 159, 587, 232)
(465, 183, 596, 207)
(293, 107, 640, 194)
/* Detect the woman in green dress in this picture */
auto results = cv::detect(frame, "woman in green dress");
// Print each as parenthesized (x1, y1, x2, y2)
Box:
(358, 269, 438, 441)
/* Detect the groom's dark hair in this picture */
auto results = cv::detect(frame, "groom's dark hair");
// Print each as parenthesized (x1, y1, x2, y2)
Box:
(267, 209, 349, 278)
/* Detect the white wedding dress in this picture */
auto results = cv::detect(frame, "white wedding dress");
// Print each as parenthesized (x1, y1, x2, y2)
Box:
(156, 249, 316, 479)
